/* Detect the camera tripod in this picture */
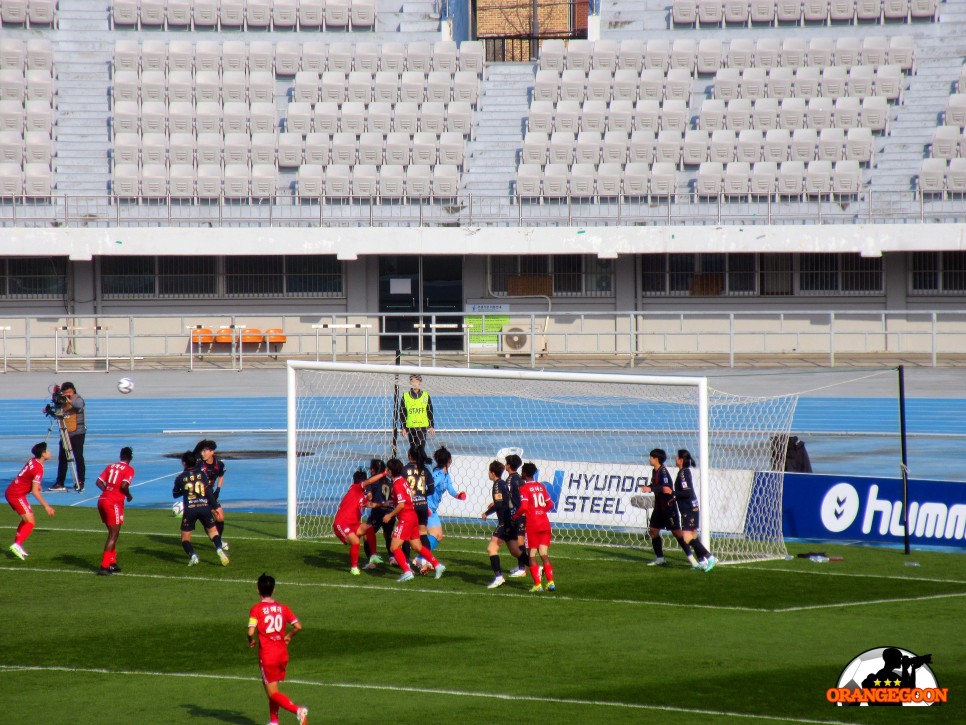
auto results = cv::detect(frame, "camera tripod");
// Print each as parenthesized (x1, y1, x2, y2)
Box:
(45, 414, 80, 491)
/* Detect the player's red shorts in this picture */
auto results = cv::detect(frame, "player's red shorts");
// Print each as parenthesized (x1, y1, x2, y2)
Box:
(5, 491, 31, 517)
(259, 657, 288, 685)
(98, 499, 125, 527)
(332, 521, 357, 543)
(392, 512, 419, 541)
(526, 527, 552, 549)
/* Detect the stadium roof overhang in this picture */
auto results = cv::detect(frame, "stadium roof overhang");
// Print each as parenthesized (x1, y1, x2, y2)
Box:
(1, 224, 963, 260)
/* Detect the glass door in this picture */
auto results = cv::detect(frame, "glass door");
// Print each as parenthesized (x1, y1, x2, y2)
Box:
(378, 256, 463, 352)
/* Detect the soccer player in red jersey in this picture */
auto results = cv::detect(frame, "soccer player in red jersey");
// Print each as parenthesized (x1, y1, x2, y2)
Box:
(95, 446, 135, 576)
(248, 573, 308, 725)
(382, 457, 445, 582)
(514, 462, 556, 592)
(5, 442, 55, 560)
(333, 470, 370, 575)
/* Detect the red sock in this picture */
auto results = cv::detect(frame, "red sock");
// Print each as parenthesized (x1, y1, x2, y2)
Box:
(392, 548, 410, 572)
(418, 547, 439, 567)
(110, 550, 117, 565)
(544, 563, 555, 582)
(349, 542, 360, 568)
(269, 691, 298, 715)
(530, 564, 541, 584)
(101, 551, 112, 569)
(364, 527, 377, 553)
(269, 700, 280, 723)
(15, 521, 34, 545)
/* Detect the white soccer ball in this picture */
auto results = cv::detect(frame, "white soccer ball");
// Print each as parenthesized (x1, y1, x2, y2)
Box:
(117, 377, 134, 395)
(172, 500, 184, 517)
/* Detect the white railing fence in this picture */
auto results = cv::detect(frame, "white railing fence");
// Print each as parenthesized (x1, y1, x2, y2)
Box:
(0, 310, 963, 372)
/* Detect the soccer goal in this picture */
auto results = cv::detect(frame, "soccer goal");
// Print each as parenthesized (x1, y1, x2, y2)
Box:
(287, 361, 799, 562)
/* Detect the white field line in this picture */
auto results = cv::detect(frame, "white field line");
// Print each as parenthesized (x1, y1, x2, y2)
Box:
(0, 663, 859, 725)
(4, 524, 966, 587)
(773, 590, 966, 613)
(0, 565, 772, 612)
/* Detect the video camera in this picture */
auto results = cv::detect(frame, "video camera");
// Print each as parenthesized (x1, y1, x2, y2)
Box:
(903, 653, 932, 669)
(43, 384, 68, 419)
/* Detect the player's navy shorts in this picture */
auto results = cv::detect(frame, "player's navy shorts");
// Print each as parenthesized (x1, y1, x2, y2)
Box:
(649, 508, 680, 532)
(209, 487, 222, 511)
(492, 523, 516, 542)
(367, 508, 390, 528)
(513, 517, 526, 537)
(679, 511, 699, 532)
(181, 504, 217, 532)
(414, 506, 429, 527)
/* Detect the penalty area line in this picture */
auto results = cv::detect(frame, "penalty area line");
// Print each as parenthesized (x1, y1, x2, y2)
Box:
(775, 590, 966, 613)
(0, 664, 854, 725)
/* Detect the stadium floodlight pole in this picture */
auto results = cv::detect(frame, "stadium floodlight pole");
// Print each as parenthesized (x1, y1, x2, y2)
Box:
(897, 365, 910, 556)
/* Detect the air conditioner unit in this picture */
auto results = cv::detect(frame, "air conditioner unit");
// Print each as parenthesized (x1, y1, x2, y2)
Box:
(500, 325, 532, 356)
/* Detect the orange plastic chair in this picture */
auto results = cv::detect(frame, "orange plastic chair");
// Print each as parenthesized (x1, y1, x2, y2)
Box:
(214, 327, 235, 344)
(265, 328, 287, 357)
(191, 327, 214, 345)
(241, 328, 263, 345)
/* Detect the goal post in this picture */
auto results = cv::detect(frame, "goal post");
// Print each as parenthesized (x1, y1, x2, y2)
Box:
(287, 361, 798, 562)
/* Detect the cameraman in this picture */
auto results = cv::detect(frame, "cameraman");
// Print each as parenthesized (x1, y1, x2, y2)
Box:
(50, 382, 86, 493)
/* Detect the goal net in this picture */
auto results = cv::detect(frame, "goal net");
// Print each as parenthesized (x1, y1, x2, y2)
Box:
(287, 362, 799, 562)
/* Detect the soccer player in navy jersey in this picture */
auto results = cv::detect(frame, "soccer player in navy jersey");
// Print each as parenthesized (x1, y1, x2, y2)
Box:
(383, 458, 445, 582)
(503, 453, 530, 577)
(173, 450, 229, 567)
(641, 448, 675, 566)
(482, 460, 527, 589)
(359, 459, 393, 569)
(194, 439, 229, 550)
(404, 446, 435, 571)
(514, 462, 556, 592)
(248, 573, 308, 725)
(673, 449, 718, 572)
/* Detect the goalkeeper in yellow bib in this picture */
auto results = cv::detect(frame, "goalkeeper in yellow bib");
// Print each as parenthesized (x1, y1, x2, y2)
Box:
(398, 374, 434, 461)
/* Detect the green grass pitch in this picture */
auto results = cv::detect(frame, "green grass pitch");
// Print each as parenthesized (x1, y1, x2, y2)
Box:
(1, 507, 963, 725)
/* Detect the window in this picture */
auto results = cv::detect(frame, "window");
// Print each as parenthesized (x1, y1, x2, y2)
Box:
(800, 253, 882, 295)
(100, 256, 344, 298)
(911, 251, 966, 294)
(641, 254, 882, 297)
(0, 257, 66, 298)
(642, 254, 758, 296)
(489, 255, 614, 297)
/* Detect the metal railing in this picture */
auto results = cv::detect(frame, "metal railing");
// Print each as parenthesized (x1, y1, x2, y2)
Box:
(1, 189, 965, 228)
(0, 310, 964, 371)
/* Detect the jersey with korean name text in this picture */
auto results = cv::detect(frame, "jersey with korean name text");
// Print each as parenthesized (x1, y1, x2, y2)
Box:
(334, 482, 367, 527)
(404, 461, 434, 512)
(172, 466, 213, 509)
(97, 461, 135, 504)
(516, 481, 552, 532)
(248, 599, 299, 664)
(7, 458, 44, 497)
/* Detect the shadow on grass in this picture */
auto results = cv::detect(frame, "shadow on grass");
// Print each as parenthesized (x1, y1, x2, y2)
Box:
(53, 553, 97, 572)
(179, 703, 260, 725)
